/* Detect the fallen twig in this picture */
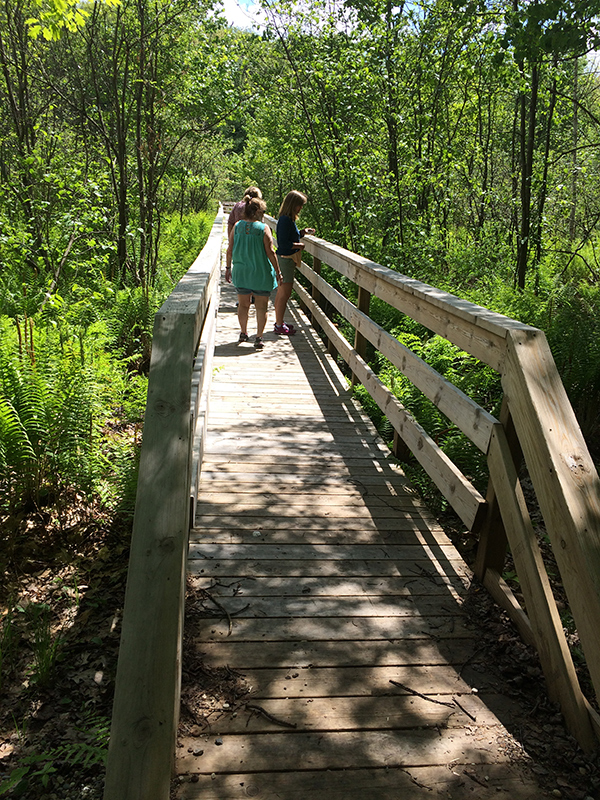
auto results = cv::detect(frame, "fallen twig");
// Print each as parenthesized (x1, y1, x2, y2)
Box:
(389, 680, 455, 708)
(453, 696, 477, 722)
(246, 704, 297, 729)
(201, 590, 233, 635)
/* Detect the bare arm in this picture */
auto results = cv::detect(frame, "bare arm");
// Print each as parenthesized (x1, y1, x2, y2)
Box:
(264, 228, 282, 281)
(225, 227, 234, 282)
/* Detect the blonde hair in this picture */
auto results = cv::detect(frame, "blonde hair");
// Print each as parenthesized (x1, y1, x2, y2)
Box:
(243, 195, 267, 221)
(244, 186, 262, 200)
(278, 190, 307, 220)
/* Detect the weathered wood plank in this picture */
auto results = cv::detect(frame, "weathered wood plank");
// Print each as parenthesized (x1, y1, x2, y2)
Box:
(180, 693, 501, 734)
(503, 327, 600, 726)
(195, 493, 422, 510)
(190, 527, 452, 546)
(188, 542, 462, 562)
(486, 422, 595, 749)
(176, 727, 511, 773)
(192, 614, 471, 640)
(176, 765, 542, 800)
(188, 558, 471, 580)
(193, 638, 474, 668)
(104, 211, 224, 800)
(198, 477, 416, 493)
(189, 593, 464, 619)
(191, 516, 441, 531)
(191, 572, 465, 596)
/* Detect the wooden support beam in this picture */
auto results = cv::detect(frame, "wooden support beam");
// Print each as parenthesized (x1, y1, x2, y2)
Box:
(503, 327, 600, 724)
(474, 399, 521, 580)
(351, 285, 371, 388)
(486, 423, 595, 750)
(103, 211, 224, 800)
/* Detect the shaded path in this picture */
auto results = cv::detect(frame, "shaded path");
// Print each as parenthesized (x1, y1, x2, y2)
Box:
(175, 274, 546, 798)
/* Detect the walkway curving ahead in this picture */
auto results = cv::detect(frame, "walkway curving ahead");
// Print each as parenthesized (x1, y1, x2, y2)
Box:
(175, 274, 546, 798)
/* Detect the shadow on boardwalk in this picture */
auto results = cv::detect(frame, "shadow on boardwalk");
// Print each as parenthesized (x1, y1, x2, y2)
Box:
(175, 281, 562, 799)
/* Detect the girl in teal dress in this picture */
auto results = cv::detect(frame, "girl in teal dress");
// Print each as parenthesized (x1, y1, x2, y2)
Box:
(225, 196, 282, 350)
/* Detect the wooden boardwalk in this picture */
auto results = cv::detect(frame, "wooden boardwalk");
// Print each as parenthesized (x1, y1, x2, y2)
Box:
(175, 275, 547, 798)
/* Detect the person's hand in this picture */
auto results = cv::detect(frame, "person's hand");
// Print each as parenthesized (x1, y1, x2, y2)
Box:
(225, 266, 232, 284)
(304, 227, 316, 236)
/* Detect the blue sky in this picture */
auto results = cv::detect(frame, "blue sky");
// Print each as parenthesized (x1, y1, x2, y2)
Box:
(221, 0, 264, 29)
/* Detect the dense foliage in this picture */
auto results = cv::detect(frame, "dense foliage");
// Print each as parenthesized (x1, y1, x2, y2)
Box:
(1, 0, 600, 794)
(229, 0, 600, 462)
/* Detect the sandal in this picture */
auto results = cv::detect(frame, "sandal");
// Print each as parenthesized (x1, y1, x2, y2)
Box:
(238, 332, 249, 343)
(254, 336, 264, 350)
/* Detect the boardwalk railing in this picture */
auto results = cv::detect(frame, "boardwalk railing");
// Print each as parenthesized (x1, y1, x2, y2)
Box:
(264, 215, 600, 752)
(103, 209, 223, 800)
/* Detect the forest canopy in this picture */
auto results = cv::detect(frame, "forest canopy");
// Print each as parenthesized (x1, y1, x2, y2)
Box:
(1, 0, 600, 515)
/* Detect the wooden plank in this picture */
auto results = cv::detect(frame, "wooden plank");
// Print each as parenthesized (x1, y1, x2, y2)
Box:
(188, 542, 462, 561)
(293, 282, 487, 532)
(351, 284, 371, 386)
(104, 211, 224, 800)
(192, 615, 472, 640)
(189, 558, 471, 580)
(201, 451, 403, 467)
(190, 527, 452, 546)
(184, 663, 494, 699)
(196, 489, 416, 505)
(176, 727, 511, 774)
(176, 765, 543, 800)
(195, 497, 429, 514)
(486, 423, 595, 749)
(503, 327, 600, 740)
(180, 693, 502, 734)
(193, 638, 474, 668)
(190, 289, 220, 523)
(197, 477, 416, 493)
(190, 573, 466, 597)
(300, 262, 498, 453)
(191, 516, 441, 532)
(187, 594, 464, 619)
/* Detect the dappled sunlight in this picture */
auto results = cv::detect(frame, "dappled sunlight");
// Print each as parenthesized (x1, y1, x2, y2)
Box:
(177, 276, 546, 797)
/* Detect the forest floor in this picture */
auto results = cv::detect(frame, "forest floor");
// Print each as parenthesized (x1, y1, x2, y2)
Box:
(1, 483, 600, 799)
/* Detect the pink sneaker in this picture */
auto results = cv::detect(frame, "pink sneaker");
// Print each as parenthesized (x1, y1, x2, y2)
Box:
(274, 323, 296, 335)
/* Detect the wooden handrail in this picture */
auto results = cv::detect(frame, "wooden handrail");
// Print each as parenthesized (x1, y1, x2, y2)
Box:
(264, 215, 600, 751)
(103, 208, 224, 800)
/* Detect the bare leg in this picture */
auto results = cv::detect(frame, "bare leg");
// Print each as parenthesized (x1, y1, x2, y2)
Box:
(237, 294, 251, 334)
(274, 282, 293, 327)
(254, 295, 269, 337)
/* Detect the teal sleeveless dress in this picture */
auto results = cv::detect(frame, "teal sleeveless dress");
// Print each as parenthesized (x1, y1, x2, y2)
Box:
(231, 220, 277, 293)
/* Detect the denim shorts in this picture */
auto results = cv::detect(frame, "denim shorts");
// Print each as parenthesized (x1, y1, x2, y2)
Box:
(235, 287, 272, 297)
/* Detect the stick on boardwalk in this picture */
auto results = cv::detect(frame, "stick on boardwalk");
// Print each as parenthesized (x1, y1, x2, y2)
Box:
(176, 276, 545, 798)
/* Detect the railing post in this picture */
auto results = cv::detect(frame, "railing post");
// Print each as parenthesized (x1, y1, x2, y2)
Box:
(392, 429, 412, 462)
(474, 397, 520, 580)
(311, 256, 322, 327)
(351, 286, 371, 387)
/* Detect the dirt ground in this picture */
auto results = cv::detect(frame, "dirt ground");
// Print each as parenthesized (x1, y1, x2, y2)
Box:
(1, 496, 599, 799)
